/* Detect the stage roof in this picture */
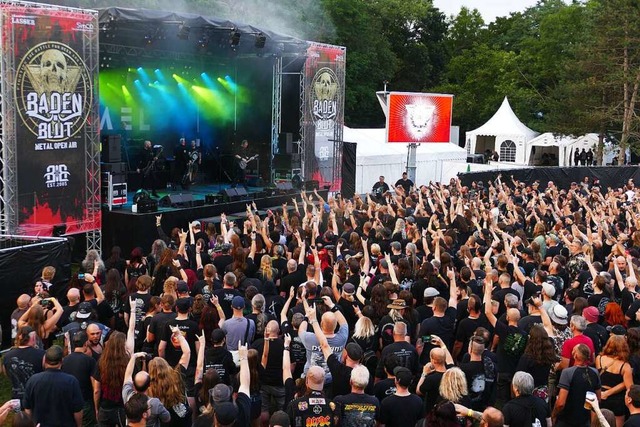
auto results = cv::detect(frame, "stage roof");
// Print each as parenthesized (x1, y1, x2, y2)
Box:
(98, 7, 309, 61)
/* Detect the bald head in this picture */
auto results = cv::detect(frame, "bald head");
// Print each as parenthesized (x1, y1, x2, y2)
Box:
(506, 308, 521, 324)
(67, 288, 80, 304)
(321, 312, 337, 334)
(133, 371, 151, 392)
(430, 347, 445, 366)
(307, 366, 325, 391)
(17, 294, 31, 309)
(265, 320, 279, 338)
(482, 407, 504, 427)
(287, 259, 297, 273)
(87, 323, 101, 344)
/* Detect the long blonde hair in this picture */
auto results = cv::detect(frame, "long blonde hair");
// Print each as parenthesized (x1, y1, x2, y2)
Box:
(353, 317, 375, 339)
(148, 357, 186, 408)
(439, 367, 468, 403)
(259, 254, 273, 281)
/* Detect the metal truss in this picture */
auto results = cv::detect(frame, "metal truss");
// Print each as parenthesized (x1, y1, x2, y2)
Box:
(332, 50, 346, 191)
(0, 3, 19, 235)
(298, 69, 306, 179)
(270, 56, 282, 184)
(82, 9, 102, 252)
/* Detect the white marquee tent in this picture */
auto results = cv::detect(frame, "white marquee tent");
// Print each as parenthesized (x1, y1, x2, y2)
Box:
(465, 97, 539, 164)
(343, 126, 467, 194)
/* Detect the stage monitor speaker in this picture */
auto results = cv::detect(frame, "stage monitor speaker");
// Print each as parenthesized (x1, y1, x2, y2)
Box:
(235, 187, 248, 197)
(159, 193, 194, 207)
(137, 199, 158, 213)
(101, 134, 121, 163)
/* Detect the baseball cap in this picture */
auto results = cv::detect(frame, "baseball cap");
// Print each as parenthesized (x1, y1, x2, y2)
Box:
(269, 411, 291, 427)
(76, 302, 93, 319)
(583, 306, 599, 323)
(424, 288, 439, 298)
(548, 304, 568, 325)
(387, 299, 407, 310)
(609, 325, 627, 336)
(192, 220, 201, 228)
(214, 402, 238, 425)
(177, 280, 189, 293)
(522, 248, 534, 257)
(342, 283, 355, 295)
(542, 283, 556, 298)
(45, 345, 64, 365)
(210, 383, 233, 403)
(211, 329, 226, 344)
(345, 342, 363, 361)
(176, 297, 192, 312)
(393, 366, 413, 387)
(232, 295, 245, 310)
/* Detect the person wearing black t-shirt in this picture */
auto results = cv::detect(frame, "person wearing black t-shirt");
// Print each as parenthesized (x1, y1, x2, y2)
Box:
(371, 176, 390, 203)
(483, 277, 527, 408)
(251, 320, 285, 416)
(379, 367, 423, 427)
(62, 331, 98, 426)
(213, 273, 243, 319)
(418, 272, 458, 364)
(417, 336, 455, 414)
(394, 172, 413, 195)
(460, 337, 495, 411)
(204, 329, 237, 385)
(334, 365, 380, 427)
(624, 385, 640, 427)
(503, 372, 551, 426)
(147, 295, 177, 355)
(373, 354, 399, 403)
(453, 294, 484, 361)
(2, 326, 45, 400)
(375, 322, 419, 380)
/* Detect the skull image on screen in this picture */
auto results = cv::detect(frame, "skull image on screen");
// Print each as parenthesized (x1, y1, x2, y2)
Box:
(314, 71, 337, 102)
(40, 49, 67, 94)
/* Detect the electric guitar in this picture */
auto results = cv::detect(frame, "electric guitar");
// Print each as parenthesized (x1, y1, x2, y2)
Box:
(239, 154, 259, 170)
(142, 147, 163, 177)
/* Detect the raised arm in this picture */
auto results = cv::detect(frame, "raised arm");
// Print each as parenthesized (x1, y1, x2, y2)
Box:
(446, 267, 457, 308)
(304, 299, 332, 361)
(211, 295, 226, 328)
(281, 286, 296, 324)
(195, 331, 206, 385)
(282, 333, 293, 383)
(237, 342, 250, 397)
(125, 297, 137, 356)
(170, 325, 191, 369)
(124, 352, 145, 385)
(43, 297, 64, 333)
(483, 274, 497, 327)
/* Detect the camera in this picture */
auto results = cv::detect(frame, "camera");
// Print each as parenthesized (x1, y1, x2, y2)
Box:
(524, 291, 541, 306)
(40, 298, 51, 307)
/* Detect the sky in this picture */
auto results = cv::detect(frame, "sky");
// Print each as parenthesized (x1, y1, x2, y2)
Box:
(432, 0, 541, 23)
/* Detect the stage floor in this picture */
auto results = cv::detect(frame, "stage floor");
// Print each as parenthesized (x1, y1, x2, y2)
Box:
(101, 182, 324, 255)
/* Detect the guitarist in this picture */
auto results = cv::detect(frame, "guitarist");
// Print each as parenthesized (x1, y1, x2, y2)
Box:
(137, 140, 160, 198)
(233, 139, 254, 188)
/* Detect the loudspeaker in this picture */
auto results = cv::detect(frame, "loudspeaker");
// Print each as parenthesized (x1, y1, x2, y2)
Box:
(276, 182, 293, 192)
(137, 198, 158, 213)
(278, 132, 293, 154)
(273, 154, 292, 169)
(304, 180, 319, 191)
(235, 187, 248, 197)
(159, 193, 194, 207)
(101, 162, 126, 174)
(102, 135, 122, 163)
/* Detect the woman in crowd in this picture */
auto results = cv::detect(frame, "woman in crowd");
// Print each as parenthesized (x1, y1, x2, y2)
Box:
(92, 331, 128, 426)
(516, 324, 557, 400)
(595, 335, 634, 427)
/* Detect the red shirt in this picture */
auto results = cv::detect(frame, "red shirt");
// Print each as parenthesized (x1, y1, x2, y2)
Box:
(561, 334, 595, 366)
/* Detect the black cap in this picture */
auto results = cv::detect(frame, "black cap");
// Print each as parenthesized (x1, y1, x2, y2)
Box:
(211, 329, 226, 344)
(393, 366, 413, 387)
(345, 342, 363, 361)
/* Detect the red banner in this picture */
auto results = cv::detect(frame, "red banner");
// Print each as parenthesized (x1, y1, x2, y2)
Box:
(1, 3, 100, 236)
(387, 92, 453, 143)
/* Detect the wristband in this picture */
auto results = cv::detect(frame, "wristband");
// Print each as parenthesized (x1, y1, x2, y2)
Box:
(467, 410, 474, 418)
(330, 305, 339, 313)
(284, 346, 291, 351)
(309, 319, 317, 325)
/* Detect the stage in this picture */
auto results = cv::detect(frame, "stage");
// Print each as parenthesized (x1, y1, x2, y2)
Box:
(101, 182, 327, 255)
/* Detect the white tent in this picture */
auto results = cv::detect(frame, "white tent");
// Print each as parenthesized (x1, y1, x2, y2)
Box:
(343, 126, 467, 194)
(465, 97, 539, 164)
(525, 132, 573, 166)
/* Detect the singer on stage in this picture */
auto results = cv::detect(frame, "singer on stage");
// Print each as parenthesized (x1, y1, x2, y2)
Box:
(137, 140, 160, 197)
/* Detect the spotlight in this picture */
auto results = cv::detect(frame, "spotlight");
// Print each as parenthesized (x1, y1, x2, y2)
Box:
(177, 23, 190, 40)
(198, 33, 210, 49)
(230, 29, 241, 46)
(255, 33, 266, 48)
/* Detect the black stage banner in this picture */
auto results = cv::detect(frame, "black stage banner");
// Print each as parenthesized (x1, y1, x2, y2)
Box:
(458, 166, 640, 190)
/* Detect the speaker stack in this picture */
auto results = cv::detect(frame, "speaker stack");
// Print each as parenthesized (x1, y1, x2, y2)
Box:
(101, 135, 127, 207)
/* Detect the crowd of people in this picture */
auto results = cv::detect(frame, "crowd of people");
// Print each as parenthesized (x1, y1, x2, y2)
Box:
(4, 173, 640, 427)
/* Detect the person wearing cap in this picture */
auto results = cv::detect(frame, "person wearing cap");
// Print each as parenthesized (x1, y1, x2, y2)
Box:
(375, 321, 419, 382)
(23, 345, 84, 427)
(2, 325, 45, 400)
(222, 295, 255, 356)
(558, 315, 595, 370)
(379, 366, 423, 427)
(61, 331, 99, 426)
(333, 365, 380, 426)
(298, 293, 349, 397)
(625, 385, 640, 426)
(583, 305, 609, 355)
(159, 296, 200, 408)
(552, 344, 601, 426)
(416, 287, 439, 322)
(286, 365, 338, 427)
(204, 329, 238, 385)
(417, 267, 458, 365)
(332, 274, 360, 335)
(594, 334, 634, 426)
(394, 171, 414, 195)
(211, 342, 251, 427)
